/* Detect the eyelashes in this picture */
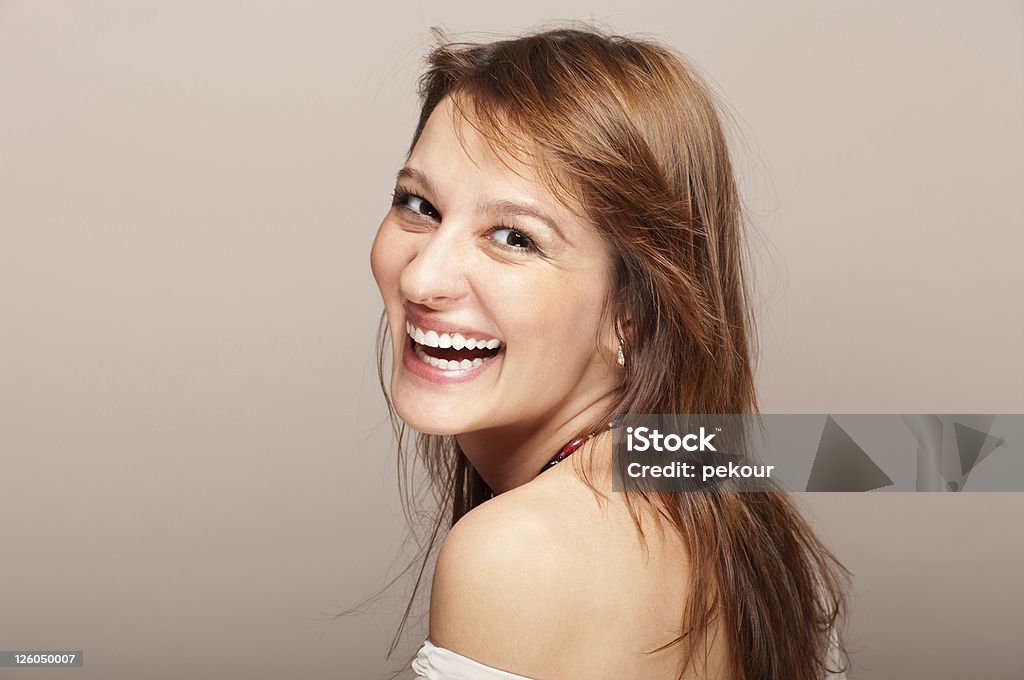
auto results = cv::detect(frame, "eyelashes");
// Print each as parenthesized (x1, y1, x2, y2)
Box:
(390, 187, 541, 255)
(391, 188, 439, 220)
(489, 226, 535, 251)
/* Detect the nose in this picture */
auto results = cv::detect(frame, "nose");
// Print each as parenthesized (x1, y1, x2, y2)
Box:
(399, 226, 470, 309)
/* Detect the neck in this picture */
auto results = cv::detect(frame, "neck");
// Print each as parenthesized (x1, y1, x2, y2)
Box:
(456, 393, 616, 495)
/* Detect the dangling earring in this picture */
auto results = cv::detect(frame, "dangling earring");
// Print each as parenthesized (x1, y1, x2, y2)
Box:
(616, 341, 625, 368)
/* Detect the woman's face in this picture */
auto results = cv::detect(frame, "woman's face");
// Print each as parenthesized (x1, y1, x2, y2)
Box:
(371, 96, 620, 436)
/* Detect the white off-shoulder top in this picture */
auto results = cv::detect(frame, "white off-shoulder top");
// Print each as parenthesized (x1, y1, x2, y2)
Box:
(411, 638, 848, 679)
(412, 639, 531, 679)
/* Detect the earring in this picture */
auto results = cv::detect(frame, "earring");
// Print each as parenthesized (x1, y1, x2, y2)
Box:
(616, 342, 625, 367)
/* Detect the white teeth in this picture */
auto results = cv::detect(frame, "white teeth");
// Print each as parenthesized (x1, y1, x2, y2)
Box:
(413, 341, 499, 372)
(406, 321, 503, 351)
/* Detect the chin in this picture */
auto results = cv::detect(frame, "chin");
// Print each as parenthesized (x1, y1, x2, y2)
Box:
(391, 389, 469, 437)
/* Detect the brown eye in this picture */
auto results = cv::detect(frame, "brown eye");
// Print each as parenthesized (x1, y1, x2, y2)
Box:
(491, 227, 535, 250)
(393, 191, 439, 219)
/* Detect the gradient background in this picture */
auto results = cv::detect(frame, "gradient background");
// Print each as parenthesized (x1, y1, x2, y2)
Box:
(1, 2, 1022, 679)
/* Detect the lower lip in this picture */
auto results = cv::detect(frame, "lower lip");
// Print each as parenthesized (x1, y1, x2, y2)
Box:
(401, 334, 503, 385)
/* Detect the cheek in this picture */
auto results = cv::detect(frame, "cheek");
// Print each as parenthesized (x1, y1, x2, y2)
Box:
(497, 270, 610, 356)
(370, 219, 406, 295)
(371, 222, 412, 367)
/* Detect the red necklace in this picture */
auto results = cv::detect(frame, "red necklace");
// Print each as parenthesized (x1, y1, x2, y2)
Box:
(539, 421, 619, 474)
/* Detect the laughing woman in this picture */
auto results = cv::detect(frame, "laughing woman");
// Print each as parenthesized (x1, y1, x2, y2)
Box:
(370, 27, 849, 680)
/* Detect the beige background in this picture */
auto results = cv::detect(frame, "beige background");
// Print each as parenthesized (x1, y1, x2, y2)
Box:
(1, 2, 1022, 679)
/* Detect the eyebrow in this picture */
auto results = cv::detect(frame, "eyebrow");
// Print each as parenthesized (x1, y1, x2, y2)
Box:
(396, 167, 439, 200)
(395, 166, 567, 243)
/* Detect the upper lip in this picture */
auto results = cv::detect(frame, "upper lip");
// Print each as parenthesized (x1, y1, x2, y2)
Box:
(403, 305, 502, 341)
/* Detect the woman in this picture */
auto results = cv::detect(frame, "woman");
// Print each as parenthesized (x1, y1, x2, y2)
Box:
(369, 27, 849, 679)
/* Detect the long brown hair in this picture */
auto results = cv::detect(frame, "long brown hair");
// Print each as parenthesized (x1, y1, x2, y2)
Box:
(379, 26, 850, 679)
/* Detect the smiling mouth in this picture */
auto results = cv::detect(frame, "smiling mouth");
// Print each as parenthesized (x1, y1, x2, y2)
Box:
(406, 321, 503, 370)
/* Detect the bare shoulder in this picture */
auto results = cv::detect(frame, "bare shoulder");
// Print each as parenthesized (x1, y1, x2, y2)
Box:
(429, 464, 701, 678)
(428, 478, 577, 670)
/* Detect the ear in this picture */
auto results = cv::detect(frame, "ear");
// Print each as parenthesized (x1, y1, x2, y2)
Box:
(615, 315, 634, 348)
(604, 314, 633, 369)
(597, 313, 620, 367)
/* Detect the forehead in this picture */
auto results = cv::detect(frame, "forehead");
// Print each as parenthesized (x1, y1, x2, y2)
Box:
(408, 96, 587, 228)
